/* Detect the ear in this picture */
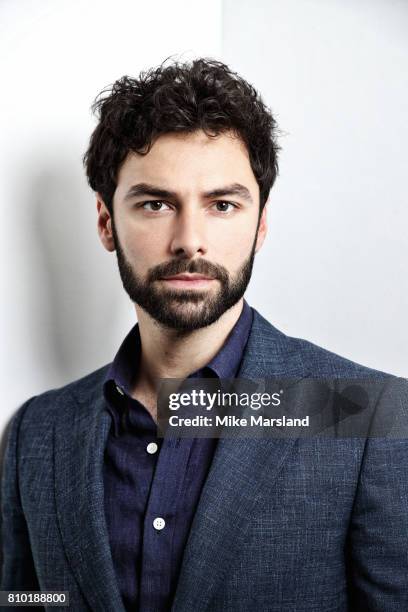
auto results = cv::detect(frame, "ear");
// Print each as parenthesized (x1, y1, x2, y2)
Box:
(255, 203, 268, 253)
(96, 195, 115, 252)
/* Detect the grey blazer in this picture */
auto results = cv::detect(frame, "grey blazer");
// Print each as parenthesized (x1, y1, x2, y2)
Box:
(1, 309, 408, 611)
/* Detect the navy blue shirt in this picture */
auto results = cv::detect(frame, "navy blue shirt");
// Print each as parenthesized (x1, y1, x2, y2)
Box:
(103, 301, 253, 611)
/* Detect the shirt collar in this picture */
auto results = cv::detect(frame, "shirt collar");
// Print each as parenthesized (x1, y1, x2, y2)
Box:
(201, 300, 253, 379)
(104, 300, 253, 435)
(104, 324, 141, 397)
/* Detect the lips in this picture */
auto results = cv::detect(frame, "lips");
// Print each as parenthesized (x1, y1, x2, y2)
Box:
(159, 273, 215, 289)
(161, 273, 213, 281)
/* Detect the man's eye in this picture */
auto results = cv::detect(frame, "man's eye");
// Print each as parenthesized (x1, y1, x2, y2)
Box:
(213, 201, 236, 213)
(142, 201, 170, 212)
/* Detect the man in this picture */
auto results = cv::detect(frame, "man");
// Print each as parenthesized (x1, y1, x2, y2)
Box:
(1, 59, 407, 612)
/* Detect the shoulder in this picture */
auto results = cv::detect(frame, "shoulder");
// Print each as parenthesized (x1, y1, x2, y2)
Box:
(249, 308, 393, 381)
(246, 309, 407, 433)
(12, 363, 111, 432)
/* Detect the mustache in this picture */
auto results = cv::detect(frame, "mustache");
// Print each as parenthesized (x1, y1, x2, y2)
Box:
(148, 258, 229, 284)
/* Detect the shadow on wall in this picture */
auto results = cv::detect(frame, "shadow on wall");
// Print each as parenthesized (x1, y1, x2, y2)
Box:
(19, 156, 125, 389)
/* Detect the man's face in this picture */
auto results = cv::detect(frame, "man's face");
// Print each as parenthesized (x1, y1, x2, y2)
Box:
(97, 129, 267, 330)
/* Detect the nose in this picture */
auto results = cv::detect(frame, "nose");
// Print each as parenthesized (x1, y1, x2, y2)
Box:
(169, 209, 207, 258)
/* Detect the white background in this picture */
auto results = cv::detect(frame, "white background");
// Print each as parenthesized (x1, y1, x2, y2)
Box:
(225, 0, 408, 380)
(0, 0, 407, 435)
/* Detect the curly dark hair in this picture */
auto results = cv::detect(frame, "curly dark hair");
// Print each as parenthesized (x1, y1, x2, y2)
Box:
(84, 58, 280, 213)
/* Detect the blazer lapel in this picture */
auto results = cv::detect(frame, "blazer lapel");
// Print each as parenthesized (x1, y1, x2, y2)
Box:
(172, 310, 310, 612)
(172, 436, 298, 612)
(54, 385, 125, 612)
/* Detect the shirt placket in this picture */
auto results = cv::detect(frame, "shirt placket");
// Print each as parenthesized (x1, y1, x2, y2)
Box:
(139, 436, 194, 611)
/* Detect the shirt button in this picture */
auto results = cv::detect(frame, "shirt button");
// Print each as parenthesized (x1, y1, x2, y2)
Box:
(146, 442, 158, 455)
(153, 517, 165, 531)
(116, 385, 124, 396)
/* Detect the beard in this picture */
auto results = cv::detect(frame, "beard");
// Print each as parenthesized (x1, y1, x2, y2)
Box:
(112, 223, 257, 331)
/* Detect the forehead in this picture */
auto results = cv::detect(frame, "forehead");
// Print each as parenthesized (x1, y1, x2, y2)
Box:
(115, 129, 259, 196)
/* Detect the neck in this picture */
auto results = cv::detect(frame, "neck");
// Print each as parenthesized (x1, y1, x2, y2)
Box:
(131, 299, 244, 415)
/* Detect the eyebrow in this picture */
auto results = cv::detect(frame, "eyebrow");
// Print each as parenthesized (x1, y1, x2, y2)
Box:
(124, 182, 253, 203)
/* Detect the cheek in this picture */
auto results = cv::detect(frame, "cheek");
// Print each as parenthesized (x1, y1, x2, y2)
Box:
(208, 220, 257, 272)
(118, 221, 169, 267)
